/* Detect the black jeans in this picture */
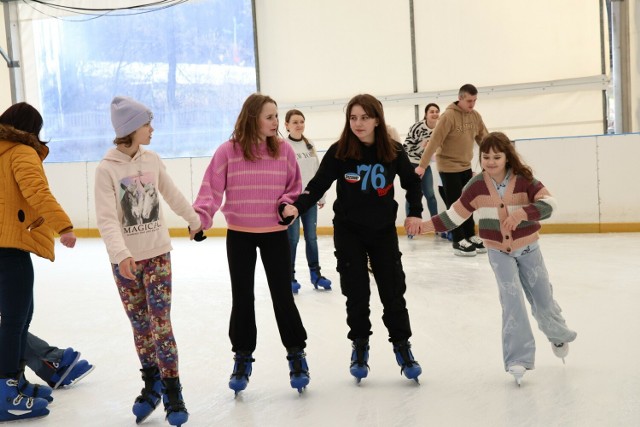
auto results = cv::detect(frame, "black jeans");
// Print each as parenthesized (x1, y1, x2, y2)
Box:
(0, 248, 34, 377)
(226, 230, 307, 352)
(333, 221, 412, 343)
(439, 169, 476, 243)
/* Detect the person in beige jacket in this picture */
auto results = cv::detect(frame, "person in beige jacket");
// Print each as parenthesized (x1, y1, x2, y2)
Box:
(0, 102, 76, 422)
(415, 84, 488, 257)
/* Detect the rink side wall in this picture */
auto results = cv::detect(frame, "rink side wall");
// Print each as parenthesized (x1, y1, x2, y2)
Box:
(46, 132, 640, 237)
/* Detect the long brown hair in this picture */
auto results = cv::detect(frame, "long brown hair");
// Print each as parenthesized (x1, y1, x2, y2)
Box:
(335, 94, 397, 163)
(480, 132, 533, 182)
(285, 109, 317, 157)
(232, 93, 280, 161)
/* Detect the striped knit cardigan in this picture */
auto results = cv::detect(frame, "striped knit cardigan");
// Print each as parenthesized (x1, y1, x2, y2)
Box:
(423, 171, 556, 253)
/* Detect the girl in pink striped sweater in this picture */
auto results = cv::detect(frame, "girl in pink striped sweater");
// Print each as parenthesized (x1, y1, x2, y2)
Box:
(193, 93, 310, 395)
(421, 131, 576, 386)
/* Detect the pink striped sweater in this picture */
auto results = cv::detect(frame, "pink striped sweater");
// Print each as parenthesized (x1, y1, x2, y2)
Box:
(193, 139, 302, 233)
(423, 171, 557, 253)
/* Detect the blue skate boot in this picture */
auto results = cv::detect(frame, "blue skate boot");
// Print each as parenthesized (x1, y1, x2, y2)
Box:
(349, 338, 370, 383)
(0, 377, 50, 422)
(286, 348, 310, 393)
(46, 347, 81, 389)
(291, 280, 301, 294)
(228, 352, 254, 396)
(393, 340, 422, 383)
(132, 366, 162, 424)
(162, 377, 189, 426)
(310, 267, 331, 290)
(17, 362, 53, 403)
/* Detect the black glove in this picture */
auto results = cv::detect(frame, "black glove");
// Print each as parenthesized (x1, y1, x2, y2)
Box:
(188, 226, 207, 242)
(277, 203, 294, 226)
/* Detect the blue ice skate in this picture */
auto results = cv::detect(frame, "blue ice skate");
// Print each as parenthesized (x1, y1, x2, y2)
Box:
(162, 378, 189, 426)
(132, 367, 162, 424)
(291, 280, 301, 294)
(310, 268, 331, 290)
(286, 349, 310, 393)
(17, 366, 53, 402)
(229, 352, 254, 396)
(0, 378, 50, 422)
(349, 338, 370, 383)
(393, 340, 422, 383)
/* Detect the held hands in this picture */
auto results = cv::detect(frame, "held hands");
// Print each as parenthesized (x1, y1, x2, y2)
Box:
(404, 217, 423, 236)
(118, 257, 137, 280)
(59, 231, 76, 248)
(414, 166, 425, 178)
(188, 226, 207, 242)
(278, 203, 298, 226)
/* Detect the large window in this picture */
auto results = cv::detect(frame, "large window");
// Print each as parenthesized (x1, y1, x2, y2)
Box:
(17, 0, 256, 162)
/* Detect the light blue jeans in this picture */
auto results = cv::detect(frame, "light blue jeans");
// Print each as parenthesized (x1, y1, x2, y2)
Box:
(287, 205, 319, 279)
(488, 245, 577, 371)
(405, 164, 438, 218)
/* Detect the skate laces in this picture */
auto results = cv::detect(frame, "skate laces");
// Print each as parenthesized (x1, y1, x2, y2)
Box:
(351, 341, 369, 367)
(232, 354, 254, 379)
(287, 351, 308, 376)
(395, 344, 416, 368)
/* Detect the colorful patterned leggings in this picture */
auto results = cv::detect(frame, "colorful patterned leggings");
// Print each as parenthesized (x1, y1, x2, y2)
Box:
(112, 252, 178, 378)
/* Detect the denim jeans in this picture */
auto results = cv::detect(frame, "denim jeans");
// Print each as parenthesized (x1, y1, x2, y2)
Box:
(287, 204, 320, 278)
(488, 246, 577, 370)
(405, 164, 438, 218)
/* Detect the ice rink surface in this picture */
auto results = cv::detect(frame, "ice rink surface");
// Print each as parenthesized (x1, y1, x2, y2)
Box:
(24, 233, 640, 426)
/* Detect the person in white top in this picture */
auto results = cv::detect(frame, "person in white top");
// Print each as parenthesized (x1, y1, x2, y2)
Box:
(94, 96, 201, 426)
(284, 109, 332, 293)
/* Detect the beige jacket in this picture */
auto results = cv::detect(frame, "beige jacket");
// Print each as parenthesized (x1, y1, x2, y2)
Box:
(418, 102, 488, 172)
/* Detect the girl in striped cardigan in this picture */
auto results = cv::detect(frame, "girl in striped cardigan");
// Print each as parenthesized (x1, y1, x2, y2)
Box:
(421, 131, 577, 386)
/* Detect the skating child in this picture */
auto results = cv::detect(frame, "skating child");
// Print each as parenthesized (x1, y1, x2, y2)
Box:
(282, 94, 424, 384)
(0, 102, 77, 422)
(284, 109, 331, 293)
(95, 96, 201, 425)
(420, 131, 577, 385)
(193, 93, 310, 395)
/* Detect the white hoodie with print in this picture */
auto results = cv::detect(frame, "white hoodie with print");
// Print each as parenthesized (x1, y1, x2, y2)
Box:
(95, 146, 200, 264)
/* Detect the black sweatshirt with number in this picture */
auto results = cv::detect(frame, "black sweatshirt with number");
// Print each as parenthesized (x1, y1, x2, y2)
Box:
(293, 141, 423, 231)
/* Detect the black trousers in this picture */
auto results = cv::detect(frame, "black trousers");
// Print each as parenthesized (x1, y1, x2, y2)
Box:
(333, 221, 412, 343)
(439, 169, 476, 243)
(226, 230, 307, 353)
(0, 248, 34, 377)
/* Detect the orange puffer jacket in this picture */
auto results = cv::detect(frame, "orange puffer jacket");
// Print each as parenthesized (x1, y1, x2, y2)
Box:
(0, 125, 73, 261)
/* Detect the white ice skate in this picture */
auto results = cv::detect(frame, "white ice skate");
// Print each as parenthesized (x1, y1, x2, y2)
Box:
(552, 342, 569, 364)
(508, 365, 526, 386)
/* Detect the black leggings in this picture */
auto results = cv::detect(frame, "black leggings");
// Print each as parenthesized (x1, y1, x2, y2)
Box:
(0, 248, 34, 377)
(439, 169, 476, 243)
(226, 230, 307, 353)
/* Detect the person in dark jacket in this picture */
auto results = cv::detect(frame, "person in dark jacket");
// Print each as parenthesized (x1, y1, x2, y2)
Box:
(281, 94, 424, 384)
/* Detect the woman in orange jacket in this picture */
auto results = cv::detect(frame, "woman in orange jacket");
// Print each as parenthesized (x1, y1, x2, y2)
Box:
(0, 102, 76, 422)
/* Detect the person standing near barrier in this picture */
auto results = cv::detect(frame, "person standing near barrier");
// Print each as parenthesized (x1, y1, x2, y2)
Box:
(284, 109, 331, 294)
(402, 103, 441, 237)
(415, 84, 488, 256)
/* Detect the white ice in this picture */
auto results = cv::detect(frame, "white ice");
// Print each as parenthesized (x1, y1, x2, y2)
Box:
(24, 233, 640, 426)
